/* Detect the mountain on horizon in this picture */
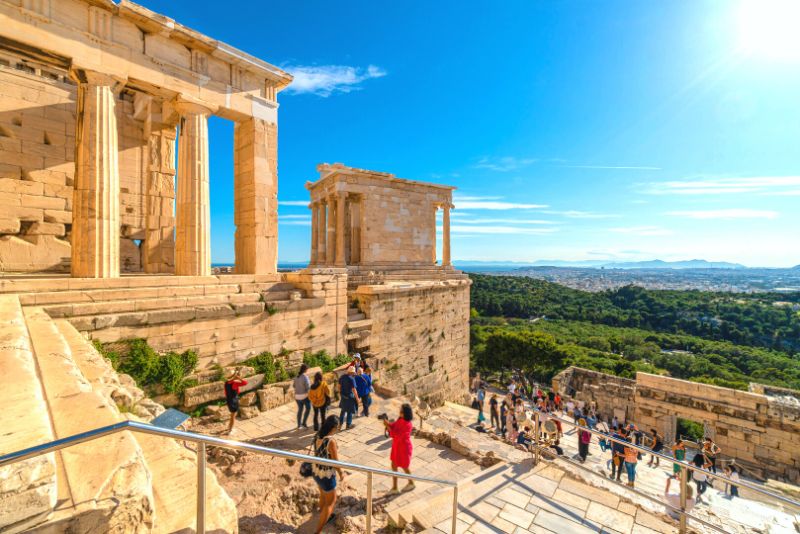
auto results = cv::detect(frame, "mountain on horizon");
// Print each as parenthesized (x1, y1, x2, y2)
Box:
(601, 259, 747, 270)
(512, 258, 749, 269)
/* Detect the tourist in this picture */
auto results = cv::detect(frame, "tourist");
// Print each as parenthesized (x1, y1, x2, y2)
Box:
(337, 367, 360, 430)
(471, 372, 481, 393)
(347, 353, 362, 371)
(664, 480, 695, 520)
(702, 437, 721, 474)
(308, 372, 331, 432)
(489, 394, 500, 429)
(671, 438, 686, 480)
(499, 396, 508, 435)
(477, 407, 486, 426)
(565, 398, 575, 418)
(383, 403, 415, 494)
(312, 415, 345, 533)
(611, 415, 620, 431)
(553, 392, 562, 411)
(691, 453, 709, 503)
(517, 426, 533, 449)
(477, 386, 486, 411)
(505, 402, 518, 442)
(586, 409, 598, 430)
(647, 428, 664, 467)
(577, 418, 591, 463)
(725, 465, 740, 498)
(223, 368, 247, 435)
(623, 439, 639, 488)
(610, 429, 627, 482)
(508, 379, 517, 396)
(294, 364, 312, 429)
(355, 367, 373, 416)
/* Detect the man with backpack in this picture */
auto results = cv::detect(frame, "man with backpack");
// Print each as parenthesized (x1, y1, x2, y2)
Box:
(224, 368, 248, 435)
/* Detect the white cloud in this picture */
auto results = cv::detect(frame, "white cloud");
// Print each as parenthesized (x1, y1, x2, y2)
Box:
(666, 209, 779, 220)
(279, 215, 311, 220)
(454, 218, 555, 225)
(609, 226, 673, 236)
(645, 176, 800, 195)
(283, 64, 387, 97)
(457, 200, 549, 210)
(564, 165, 661, 170)
(279, 220, 312, 226)
(448, 225, 558, 235)
(278, 200, 309, 206)
(453, 195, 548, 210)
(544, 210, 621, 219)
(474, 156, 537, 172)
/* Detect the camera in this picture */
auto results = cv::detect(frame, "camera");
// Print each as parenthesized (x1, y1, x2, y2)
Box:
(377, 413, 388, 420)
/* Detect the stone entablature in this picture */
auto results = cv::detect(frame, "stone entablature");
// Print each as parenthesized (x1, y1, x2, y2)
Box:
(306, 163, 455, 268)
(553, 366, 800, 483)
(0, 0, 289, 276)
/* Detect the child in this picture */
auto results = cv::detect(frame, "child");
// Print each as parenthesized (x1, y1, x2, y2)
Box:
(725, 465, 740, 498)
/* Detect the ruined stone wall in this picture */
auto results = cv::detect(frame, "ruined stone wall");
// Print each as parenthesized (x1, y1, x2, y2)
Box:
(555, 366, 800, 482)
(83, 270, 348, 370)
(0, 61, 173, 273)
(354, 280, 471, 403)
(552, 366, 636, 422)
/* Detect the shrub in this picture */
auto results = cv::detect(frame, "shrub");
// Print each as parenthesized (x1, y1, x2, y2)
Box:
(242, 351, 288, 384)
(302, 350, 351, 372)
(94, 338, 198, 394)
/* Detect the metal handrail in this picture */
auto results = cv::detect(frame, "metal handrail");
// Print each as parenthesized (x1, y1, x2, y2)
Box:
(527, 411, 800, 534)
(0, 420, 458, 534)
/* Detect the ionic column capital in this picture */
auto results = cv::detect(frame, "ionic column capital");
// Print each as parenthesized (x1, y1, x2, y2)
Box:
(173, 96, 215, 117)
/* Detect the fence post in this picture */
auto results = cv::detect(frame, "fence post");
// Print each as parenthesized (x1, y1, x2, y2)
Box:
(679, 464, 688, 534)
(197, 441, 206, 534)
(451, 485, 459, 534)
(366, 471, 373, 533)
(533, 411, 541, 465)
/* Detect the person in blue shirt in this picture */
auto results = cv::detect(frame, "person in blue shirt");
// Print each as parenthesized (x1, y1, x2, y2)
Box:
(337, 367, 360, 430)
(355, 367, 373, 416)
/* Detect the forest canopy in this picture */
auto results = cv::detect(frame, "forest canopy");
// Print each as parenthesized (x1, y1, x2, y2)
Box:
(469, 274, 800, 391)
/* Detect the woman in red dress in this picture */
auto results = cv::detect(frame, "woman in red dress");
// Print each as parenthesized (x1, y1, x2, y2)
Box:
(382, 403, 414, 494)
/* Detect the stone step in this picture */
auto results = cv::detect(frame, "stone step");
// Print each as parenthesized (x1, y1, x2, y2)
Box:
(0, 295, 57, 533)
(43, 291, 261, 318)
(262, 290, 293, 302)
(0, 274, 282, 295)
(17, 283, 245, 306)
(68, 300, 266, 331)
(23, 306, 155, 531)
(387, 463, 513, 528)
(347, 318, 373, 332)
(347, 308, 366, 321)
(57, 321, 238, 533)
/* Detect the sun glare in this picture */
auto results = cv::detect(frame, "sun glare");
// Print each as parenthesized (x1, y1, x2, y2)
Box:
(737, 0, 800, 61)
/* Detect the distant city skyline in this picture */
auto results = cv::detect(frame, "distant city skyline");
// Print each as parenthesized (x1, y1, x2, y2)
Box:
(142, 0, 800, 267)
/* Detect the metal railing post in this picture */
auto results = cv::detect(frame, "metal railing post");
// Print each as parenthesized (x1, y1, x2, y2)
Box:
(451, 485, 459, 534)
(679, 463, 688, 534)
(197, 442, 206, 534)
(366, 471, 373, 533)
(533, 411, 540, 465)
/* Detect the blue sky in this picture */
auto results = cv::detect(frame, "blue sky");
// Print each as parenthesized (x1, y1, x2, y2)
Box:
(144, 0, 800, 267)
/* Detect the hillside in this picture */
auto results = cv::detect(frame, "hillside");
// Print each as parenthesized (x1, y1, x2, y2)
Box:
(469, 274, 800, 390)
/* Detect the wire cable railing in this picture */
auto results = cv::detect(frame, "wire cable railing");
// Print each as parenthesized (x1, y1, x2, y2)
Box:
(0, 420, 459, 534)
(526, 411, 800, 534)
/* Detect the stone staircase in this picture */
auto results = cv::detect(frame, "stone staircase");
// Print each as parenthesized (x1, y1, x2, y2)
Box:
(0, 295, 238, 533)
(345, 305, 372, 351)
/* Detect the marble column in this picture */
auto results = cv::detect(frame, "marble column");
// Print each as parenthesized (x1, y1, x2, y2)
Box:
(442, 203, 452, 267)
(335, 192, 346, 266)
(174, 100, 212, 276)
(71, 69, 122, 278)
(310, 201, 319, 265)
(317, 199, 327, 264)
(233, 117, 277, 274)
(431, 204, 439, 265)
(326, 195, 336, 265)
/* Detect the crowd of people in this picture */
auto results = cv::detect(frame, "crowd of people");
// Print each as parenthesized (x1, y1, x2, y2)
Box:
(469, 372, 742, 510)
